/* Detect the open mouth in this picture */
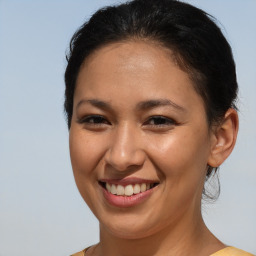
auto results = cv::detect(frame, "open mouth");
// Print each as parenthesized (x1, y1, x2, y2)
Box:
(99, 181, 159, 196)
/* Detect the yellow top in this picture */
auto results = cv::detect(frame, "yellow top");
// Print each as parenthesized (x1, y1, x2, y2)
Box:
(71, 249, 86, 256)
(71, 246, 255, 256)
(211, 247, 254, 256)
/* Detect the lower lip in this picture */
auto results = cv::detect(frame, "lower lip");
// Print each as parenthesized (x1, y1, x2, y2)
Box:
(102, 186, 156, 208)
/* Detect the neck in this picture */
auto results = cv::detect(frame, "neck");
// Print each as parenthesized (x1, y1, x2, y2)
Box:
(96, 212, 224, 256)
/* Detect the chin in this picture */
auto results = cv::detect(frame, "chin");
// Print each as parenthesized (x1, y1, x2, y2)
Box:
(98, 211, 168, 240)
(101, 223, 154, 240)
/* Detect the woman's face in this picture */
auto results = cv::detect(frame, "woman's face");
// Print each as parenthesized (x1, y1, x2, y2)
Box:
(69, 41, 215, 238)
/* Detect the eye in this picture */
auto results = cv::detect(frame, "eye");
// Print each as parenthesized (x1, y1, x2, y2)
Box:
(77, 115, 110, 126)
(144, 116, 176, 127)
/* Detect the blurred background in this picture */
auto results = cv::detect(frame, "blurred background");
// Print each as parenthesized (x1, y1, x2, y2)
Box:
(0, 0, 255, 255)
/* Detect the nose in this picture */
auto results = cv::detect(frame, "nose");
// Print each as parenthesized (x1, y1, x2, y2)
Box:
(104, 123, 146, 172)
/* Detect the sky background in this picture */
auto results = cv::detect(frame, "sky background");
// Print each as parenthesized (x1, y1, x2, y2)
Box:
(0, 0, 255, 255)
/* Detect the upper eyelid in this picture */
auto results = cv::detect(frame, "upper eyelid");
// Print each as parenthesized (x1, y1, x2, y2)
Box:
(77, 114, 176, 125)
(147, 115, 175, 120)
(144, 115, 176, 124)
(77, 114, 109, 124)
(148, 115, 172, 119)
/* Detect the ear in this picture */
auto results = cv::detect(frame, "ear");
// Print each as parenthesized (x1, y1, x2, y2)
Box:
(208, 108, 239, 167)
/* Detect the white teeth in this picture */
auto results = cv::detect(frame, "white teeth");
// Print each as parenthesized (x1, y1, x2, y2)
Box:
(116, 184, 125, 195)
(140, 183, 146, 192)
(106, 183, 111, 192)
(110, 184, 117, 194)
(124, 185, 133, 196)
(106, 182, 156, 196)
(133, 184, 141, 194)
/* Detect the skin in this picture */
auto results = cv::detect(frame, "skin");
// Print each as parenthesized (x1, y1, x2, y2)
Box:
(69, 41, 238, 256)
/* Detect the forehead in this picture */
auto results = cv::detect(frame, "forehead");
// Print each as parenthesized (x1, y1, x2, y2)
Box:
(75, 41, 205, 112)
(82, 40, 176, 76)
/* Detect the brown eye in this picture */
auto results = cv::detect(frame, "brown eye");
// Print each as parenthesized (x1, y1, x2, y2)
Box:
(145, 116, 176, 126)
(78, 115, 110, 125)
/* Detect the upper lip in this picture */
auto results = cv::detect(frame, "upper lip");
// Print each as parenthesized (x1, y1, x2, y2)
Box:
(99, 177, 159, 186)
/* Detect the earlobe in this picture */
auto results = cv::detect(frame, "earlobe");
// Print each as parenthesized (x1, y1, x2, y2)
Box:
(208, 108, 239, 167)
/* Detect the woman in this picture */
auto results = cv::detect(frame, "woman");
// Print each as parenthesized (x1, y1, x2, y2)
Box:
(64, 0, 253, 255)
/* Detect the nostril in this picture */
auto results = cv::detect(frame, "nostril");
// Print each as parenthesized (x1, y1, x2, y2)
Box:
(104, 148, 146, 172)
(103, 132, 146, 172)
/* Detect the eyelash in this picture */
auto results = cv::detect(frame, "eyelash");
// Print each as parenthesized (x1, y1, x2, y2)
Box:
(144, 116, 176, 127)
(78, 115, 176, 128)
(78, 115, 110, 126)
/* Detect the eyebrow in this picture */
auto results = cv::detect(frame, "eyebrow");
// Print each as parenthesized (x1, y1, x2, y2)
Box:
(76, 98, 186, 112)
(136, 99, 186, 112)
(76, 99, 113, 111)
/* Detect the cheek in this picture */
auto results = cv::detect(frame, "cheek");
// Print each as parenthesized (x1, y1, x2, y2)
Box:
(69, 128, 103, 202)
(147, 128, 210, 180)
(146, 131, 210, 216)
(69, 129, 103, 175)
(69, 128, 105, 209)
(69, 131, 87, 174)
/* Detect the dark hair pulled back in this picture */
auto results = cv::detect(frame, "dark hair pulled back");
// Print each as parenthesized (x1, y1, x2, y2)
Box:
(64, 0, 238, 200)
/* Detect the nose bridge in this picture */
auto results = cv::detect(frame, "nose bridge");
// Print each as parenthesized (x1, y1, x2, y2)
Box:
(105, 122, 145, 171)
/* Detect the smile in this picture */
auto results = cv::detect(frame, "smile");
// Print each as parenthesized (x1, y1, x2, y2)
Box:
(103, 182, 157, 196)
(99, 179, 159, 207)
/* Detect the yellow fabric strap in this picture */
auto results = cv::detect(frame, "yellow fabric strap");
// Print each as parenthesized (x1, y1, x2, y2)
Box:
(71, 246, 254, 256)
(210, 247, 254, 256)
(70, 248, 87, 256)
